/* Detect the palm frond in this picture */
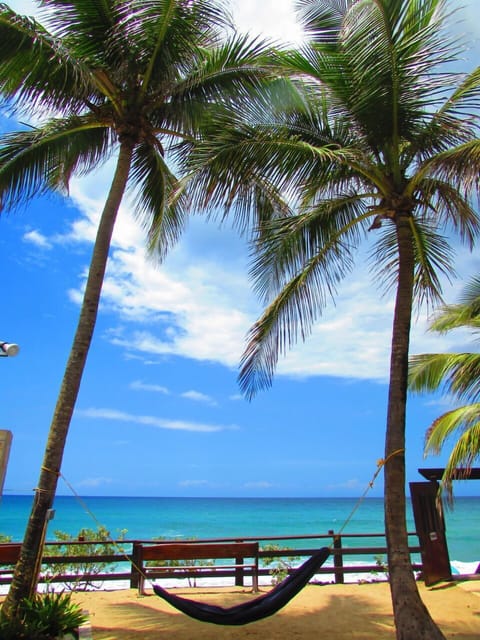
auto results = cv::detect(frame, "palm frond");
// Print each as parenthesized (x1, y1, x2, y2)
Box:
(435, 64, 480, 120)
(39, 0, 116, 52)
(239, 219, 360, 398)
(0, 3, 94, 114)
(409, 352, 480, 402)
(425, 403, 480, 453)
(167, 34, 275, 107)
(413, 177, 480, 248)
(428, 302, 480, 334)
(458, 276, 480, 309)
(423, 405, 480, 503)
(370, 219, 454, 308)
(409, 220, 455, 307)
(419, 139, 480, 198)
(294, 0, 351, 44)
(129, 141, 188, 260)
(250, 194, 369, 303)
(334, 0, 457, 146)
(120, 0, 232, 96)
(0, 117, 112, 209)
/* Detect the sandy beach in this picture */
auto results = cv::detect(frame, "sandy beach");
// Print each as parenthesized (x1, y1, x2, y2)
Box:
(66, 579, 480, 639)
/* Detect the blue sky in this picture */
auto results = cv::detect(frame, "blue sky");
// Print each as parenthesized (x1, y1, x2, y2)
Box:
(1, 0, 480, 499)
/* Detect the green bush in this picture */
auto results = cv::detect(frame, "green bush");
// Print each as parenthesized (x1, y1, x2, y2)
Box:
(261, 544, 300, 585)
(0, 591, 87, 639)
(42, 525, 127, 591)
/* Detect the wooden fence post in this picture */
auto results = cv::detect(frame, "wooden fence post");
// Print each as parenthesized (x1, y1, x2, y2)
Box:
(235, 553, 244, 586)
(130, 541, 141, 589)
(329, 530, 344, 584)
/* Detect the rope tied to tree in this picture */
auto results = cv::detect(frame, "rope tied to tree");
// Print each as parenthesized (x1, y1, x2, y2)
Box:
(335, 448, 404, 538)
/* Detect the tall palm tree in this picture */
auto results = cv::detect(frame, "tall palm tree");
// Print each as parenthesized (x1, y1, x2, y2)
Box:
(409, 276, 480, 502)
(0, 0, 271, 615)
(185, 1, 480, 637)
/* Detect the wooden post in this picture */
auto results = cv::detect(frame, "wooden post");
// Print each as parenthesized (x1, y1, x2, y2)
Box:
(130, 542, 141, 589)
(235, 553, 244, 586)
(329, 530, 344, 584)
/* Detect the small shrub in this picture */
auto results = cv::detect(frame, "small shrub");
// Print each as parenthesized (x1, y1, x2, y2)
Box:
(261, 544, 300, 585)
(42, 525, 127, 591)
(0, 591, 87, 639)
(373, 554, 389, 580)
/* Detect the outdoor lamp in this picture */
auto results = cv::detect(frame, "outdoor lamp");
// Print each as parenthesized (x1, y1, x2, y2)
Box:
(0, 342, 20, 357)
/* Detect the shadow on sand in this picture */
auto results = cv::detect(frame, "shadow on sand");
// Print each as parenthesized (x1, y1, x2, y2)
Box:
(83, 582, 480, 640)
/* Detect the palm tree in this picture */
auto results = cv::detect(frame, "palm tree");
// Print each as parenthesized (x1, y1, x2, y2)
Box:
(185, 1, 480, 637)
(409, 276, 480, 502)
(0, 0, 271, 615)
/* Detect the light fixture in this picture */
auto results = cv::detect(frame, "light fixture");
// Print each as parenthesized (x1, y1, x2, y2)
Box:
(0, 342, 20, 357)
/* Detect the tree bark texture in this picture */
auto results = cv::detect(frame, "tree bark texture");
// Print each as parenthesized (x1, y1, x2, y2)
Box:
(3, 141, 134, 617)
(384, 212, 446, 640)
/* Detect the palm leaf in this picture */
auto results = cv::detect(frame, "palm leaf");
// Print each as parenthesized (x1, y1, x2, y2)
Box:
(409, 353, 480, 402)
(370, 219, 454, 308)
(129, 141, 188, 259)
(0, 117, 112, 208)
(0, 3, 94, 113)
(424, 405, 480, 503)
(239, 200, 368, 397)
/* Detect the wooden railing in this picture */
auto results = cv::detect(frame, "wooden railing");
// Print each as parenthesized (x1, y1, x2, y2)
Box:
(0, 531, 422, 588)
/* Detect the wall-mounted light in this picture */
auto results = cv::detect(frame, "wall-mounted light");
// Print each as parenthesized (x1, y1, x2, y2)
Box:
(0, 342, 20, 357)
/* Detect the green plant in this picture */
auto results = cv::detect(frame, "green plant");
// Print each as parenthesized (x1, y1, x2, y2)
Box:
(0, 591, 87, 639)
(373, 554, 389, 580)
(42, 526, 127, 591)
(261, 545, 300, 585)
(409, 275, 480, 503)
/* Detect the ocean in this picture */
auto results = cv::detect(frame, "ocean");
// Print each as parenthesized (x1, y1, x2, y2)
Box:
(1, 495, 479, 577)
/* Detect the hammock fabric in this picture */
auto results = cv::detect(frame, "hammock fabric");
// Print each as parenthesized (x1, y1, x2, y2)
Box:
(152, 546, 330, 626)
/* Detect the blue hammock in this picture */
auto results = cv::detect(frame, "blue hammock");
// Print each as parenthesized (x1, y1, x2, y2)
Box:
(153, 547, 330, 625)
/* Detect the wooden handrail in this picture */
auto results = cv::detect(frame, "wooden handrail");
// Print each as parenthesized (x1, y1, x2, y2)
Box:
(0, 531, 422, 587)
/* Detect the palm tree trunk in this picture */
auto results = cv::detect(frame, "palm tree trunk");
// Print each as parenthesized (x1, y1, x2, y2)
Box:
(385, 212, 445, 639)
(3, 141, 135, 617)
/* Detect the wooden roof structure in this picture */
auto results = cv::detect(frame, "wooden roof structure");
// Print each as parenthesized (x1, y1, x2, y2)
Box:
(418, 468, 480, 481)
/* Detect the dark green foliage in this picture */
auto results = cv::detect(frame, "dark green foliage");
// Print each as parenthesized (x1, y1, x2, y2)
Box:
(0, 591, 87, 639)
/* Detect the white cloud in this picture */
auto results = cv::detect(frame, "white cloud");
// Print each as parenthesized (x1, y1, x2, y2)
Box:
(23, 229, 52, 249)
(130, 380, 170, 394)
(178, 479, 210, 487)
(76, 476, 113, 488)
(64, 195, 477, 383)
(243, 481, 275, 489)
(180, 390, 218, 406)
(231, 0, 303, 44)
(78, 407, 238, 433)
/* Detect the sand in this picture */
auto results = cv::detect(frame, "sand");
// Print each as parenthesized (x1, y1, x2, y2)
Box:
(67, 579, 480, 639)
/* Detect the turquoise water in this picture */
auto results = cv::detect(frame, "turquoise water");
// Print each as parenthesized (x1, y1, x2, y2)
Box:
(0, 495, 478, 566)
